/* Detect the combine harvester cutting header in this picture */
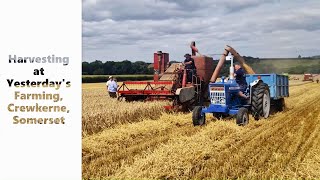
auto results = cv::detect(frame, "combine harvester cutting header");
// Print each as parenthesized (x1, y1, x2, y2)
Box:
(118, 42, 289, 125)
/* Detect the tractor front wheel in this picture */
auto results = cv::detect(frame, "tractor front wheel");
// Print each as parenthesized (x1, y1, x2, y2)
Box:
(236, 107, 249, 126)
(192, 106, 205, 126)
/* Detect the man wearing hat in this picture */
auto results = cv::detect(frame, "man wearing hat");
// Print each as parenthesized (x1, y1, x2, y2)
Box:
(106, 76, 118, 98)
(183, 53, 196, 83)
(234, 62, 248, 99)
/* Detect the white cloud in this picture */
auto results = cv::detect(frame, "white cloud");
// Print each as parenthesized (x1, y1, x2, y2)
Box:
(83, 0, 320, 62)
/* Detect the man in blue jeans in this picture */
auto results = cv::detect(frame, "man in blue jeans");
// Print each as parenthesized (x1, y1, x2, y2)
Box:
(234, 62, 249, 99)
(106, 76, 118, 98)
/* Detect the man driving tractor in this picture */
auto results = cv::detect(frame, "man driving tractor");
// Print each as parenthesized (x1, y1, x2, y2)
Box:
(234, 62, 249, 99)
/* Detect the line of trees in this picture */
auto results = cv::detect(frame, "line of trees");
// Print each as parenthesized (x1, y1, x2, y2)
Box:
(82, 60, 153, 75)
(83, 56, 320, 76)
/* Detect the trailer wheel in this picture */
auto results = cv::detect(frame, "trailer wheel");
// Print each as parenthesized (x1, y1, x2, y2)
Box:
(236, 108, 249, 126)
(192, 106, 205, 126)
(251, 82, 270, 120)
(274, 98, 285, 112)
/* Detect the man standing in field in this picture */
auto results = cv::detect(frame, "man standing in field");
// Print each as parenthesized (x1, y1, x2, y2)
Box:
(106, 76, 118, 98)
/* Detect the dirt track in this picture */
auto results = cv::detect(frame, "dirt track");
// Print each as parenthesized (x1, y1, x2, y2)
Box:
(83, 81, 320, 179)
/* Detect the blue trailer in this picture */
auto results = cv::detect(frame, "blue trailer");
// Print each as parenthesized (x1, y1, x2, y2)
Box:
(192, 73, 289, 126)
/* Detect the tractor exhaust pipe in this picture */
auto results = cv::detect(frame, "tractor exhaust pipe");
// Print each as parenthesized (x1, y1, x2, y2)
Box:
(226, 55, 235, 80)
(190, 41, 196, 56)
(190, 41, 203, 56)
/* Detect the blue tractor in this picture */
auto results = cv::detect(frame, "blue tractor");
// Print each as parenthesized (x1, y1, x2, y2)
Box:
(192, 55, 289, 126)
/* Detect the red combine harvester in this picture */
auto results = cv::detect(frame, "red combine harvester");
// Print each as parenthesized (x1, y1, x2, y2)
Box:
(117, 42, 214, 110)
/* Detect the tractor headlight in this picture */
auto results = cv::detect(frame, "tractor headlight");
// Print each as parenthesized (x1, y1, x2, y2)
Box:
(220, 98, 225, 104)
(212, 98, 219, 104)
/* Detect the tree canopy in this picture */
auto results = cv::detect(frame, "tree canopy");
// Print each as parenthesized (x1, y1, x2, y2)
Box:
(82, 60, 153, 75)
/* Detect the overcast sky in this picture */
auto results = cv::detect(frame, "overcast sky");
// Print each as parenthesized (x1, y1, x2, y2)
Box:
(83, 0, 320, 62)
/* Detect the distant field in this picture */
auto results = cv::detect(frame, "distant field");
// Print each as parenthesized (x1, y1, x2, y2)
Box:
(251, 58, 320, 74)
(259, 58, 320, 69)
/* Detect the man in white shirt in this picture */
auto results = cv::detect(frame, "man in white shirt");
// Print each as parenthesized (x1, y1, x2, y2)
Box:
(106, 76, 118, 98)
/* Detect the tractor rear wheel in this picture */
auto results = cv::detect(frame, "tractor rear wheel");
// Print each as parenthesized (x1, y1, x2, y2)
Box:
(192, 106, 205, 126)
(251, 82, 271, 120)
(236, 107, 249, 126)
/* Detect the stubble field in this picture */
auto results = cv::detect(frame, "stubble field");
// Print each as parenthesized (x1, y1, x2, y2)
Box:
(82, 80, 320, 180)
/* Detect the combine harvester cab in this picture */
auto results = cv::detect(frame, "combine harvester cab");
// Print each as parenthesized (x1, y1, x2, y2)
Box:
(117, 46, 215, 111)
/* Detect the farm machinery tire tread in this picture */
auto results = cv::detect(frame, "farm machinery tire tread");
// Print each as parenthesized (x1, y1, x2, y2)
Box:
(251, 82, 270, 120)
(275, 98, 286, 112)
(192, 106, 205, 126)
(236, 107, 249, 126)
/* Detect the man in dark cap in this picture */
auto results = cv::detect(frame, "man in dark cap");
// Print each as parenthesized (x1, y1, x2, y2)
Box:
(183, 53, 196, 83)
(234, 62, 248, 99)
